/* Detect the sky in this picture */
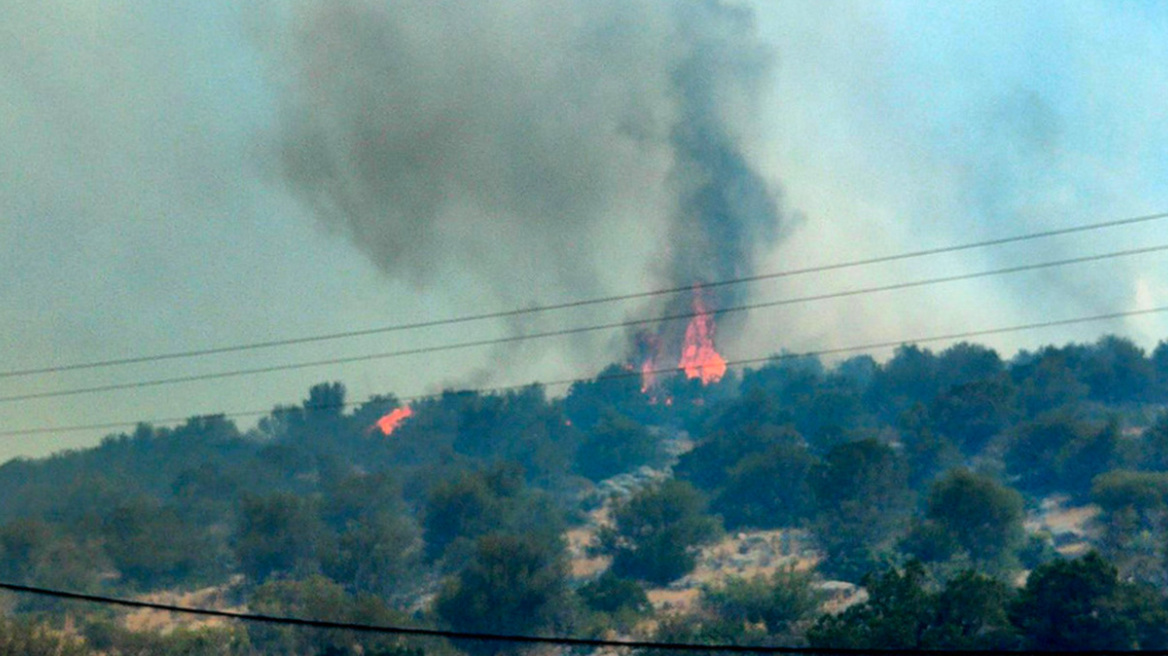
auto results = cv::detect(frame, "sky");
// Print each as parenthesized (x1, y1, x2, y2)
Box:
(2, 0, 1168, 462)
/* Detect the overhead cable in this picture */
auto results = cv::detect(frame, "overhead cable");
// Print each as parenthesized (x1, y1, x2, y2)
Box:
(0, 580, 1141, 655)
(2, 210, 1165, 380)
(3, 303, 1166, 437)
(1, 242, 1166, 404)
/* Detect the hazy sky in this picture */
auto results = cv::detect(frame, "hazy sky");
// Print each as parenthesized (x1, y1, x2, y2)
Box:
(2, 0, 1167, 461)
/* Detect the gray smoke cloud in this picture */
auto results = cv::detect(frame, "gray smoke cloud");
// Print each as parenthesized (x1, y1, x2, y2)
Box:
(265, 0, 785, 324)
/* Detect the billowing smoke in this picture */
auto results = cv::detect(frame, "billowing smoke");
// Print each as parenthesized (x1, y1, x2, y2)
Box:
(269, 0, 782, 290)
(264, 0, 786, 372)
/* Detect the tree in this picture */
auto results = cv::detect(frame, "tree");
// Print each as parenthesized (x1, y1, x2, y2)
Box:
(319, 474, 422, 600)
(1091, 471, 1168, 586)
(925, 570, 1018, 649)
(703, 568, 821, 636)
(601, 480, 720, 585)
(1152, 341, 1168, 400)
(1057, 419, 1125, 500)
(435, 533, 570, 656)
(578, 571, 650, 615)
(422, 463, 563, 567)
(902, 470, 1024, 574)
(235, 493, 324, 583)
(1134, 411, 1168, 471)
(897, 404, 961, 491)
(926, 377, 1015, 455)
(563, 364, 661, 430)
(807, 561, 933, 649)
(1010, 552, 1165, 650)
(935, 342, 1004, 391)
(249, 575, 415, 656)
(1003, 414, 1093, 497)
(573, 410, 658, 482)
(577, 571, 650, 632)
(0, 617, 89, 656)
(810, 439, 913, 581)
(0, 519, 104, 610)
(867, 345, 939, 418)
(711, 443, 816, 530)
(808, 564, 1017, 650)
(1012, 348, 1089, 415)
(101, 498, 221, 589)
(1080, 336, 1153, 404)
(675, 410, 802, 492)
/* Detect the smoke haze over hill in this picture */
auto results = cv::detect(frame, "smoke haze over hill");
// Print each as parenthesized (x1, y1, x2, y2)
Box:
(2, 1, 1168, 460)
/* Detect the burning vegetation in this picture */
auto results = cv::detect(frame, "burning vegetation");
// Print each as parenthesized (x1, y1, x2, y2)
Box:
(636, 286, 727, 398)
(374, 406, 413, 436)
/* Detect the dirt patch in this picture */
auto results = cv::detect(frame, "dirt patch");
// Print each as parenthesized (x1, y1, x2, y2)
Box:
(646, 588, 701, 614)
(1025, 495, 1101, 556)
(122, 581, 243, 634)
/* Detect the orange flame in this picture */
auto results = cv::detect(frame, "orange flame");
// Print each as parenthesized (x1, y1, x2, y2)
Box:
(677, 289, 726, 384)
(636, 332, 663, 394)
(640, 358, 657, 394)
(375, 406, 413, 436)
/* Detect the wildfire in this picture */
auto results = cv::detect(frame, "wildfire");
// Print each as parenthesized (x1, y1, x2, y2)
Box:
(636, 332, 663, 394)
(640, 358, 657, 394)
(375, 406, 413, 436)
(677, 288, 727, 384)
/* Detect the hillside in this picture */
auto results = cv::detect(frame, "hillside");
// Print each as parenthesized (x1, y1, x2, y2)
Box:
(2, 335, 1168, 652)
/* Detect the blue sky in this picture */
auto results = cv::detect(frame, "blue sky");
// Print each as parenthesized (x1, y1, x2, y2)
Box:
(2, 0, 1167, 461)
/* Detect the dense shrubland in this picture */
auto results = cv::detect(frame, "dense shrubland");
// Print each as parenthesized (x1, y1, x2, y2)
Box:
(2, 335, 1168, 652)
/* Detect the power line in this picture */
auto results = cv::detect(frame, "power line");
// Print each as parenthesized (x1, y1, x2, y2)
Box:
(2, 210, 1166, 381)
(2, 242, 1166, 405)
(0, 580, 1143, 655)
(3, 304, 1166, 438)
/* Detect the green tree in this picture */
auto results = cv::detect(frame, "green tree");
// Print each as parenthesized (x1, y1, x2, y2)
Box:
(867, 345, 940, 418)
(0, 617, 89, 656)
(249, 575, 416, 656)
(1080, 335, 1153, 403)
(808, 564, 1017, 650)
(1003, 413, 1119, 499)
(927, 377, 1015, 455)
(1134, 411, 1168, 470)
(808, 561, 933, 649)
(101, 498, 222, 589)
(1012, 348, 1090, 415)
(675, 392, 805, 500)
(711, 443, 816, 530)
(1010, 552, 1165, 650)
(578, 571, 649, 615)
(935, 342, 1004, 390)
(435, 533, 570, 656)
(577, 571, 650, 633)
(572, 411, 658, 482)
(422, 463, 563, 568)
(0, 519, 104, 609)
(319, 473, 422, 599)
(897, 404, 961, 491)
(703, 568, 821, 636)
(924, 570, 1018, 649)
(902, 469, 1024, 574)
(235, 493, 324, 583)
(810, 439, 913, 581)
(1091, 471, 1168, 586)
(601, 480, 720, 585)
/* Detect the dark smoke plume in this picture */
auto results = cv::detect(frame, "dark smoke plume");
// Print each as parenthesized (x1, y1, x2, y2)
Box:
(266, 0, 786, 364)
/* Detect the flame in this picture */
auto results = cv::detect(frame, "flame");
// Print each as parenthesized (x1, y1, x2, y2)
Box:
(636, 331, 663, 394)
(677, 289, 726, 384)
(375, 406, 413, 436)
(640, 358, 657, 394)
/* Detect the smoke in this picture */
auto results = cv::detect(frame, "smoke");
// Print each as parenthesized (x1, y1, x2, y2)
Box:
(265, 0, 785, 320)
